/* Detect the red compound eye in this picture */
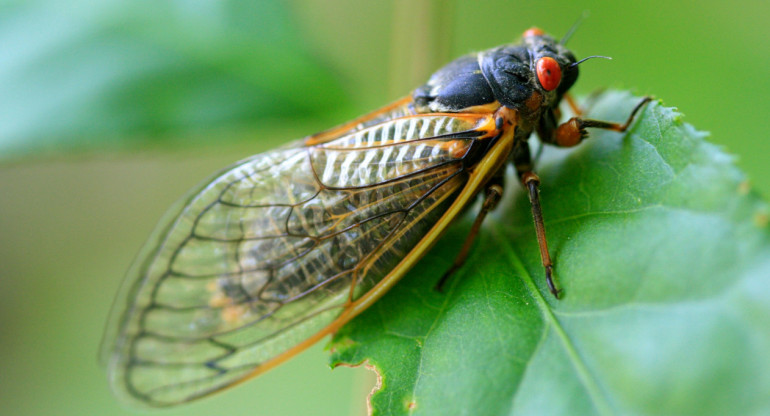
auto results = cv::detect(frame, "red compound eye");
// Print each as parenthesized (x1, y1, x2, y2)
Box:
(536, 57, 561, 91)
(523, 27, 544, 38)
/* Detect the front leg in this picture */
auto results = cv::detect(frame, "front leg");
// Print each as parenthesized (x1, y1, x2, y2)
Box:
(513, 141, 560, 298)
(540, 96, 652, 148)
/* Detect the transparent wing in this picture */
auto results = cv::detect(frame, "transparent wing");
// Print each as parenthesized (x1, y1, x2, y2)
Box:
(304, 96, 415, 146)
(102, 112, 494, 406)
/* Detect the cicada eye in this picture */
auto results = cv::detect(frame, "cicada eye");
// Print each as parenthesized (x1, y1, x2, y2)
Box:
(536, 57, 562, 91)
(522, 27, 544, 38)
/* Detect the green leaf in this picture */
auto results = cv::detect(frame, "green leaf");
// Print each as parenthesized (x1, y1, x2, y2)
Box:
(329, 91, 770, 416)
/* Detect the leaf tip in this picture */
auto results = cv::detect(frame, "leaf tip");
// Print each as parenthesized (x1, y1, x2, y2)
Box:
(327, 335, 360, 368)
(365, 361, 384, 416)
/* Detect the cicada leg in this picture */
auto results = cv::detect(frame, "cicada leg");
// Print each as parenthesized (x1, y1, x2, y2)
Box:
(520, 171, 559, 298)
(563, 93, 583, 117)
(512, 140, 560, 298)
(434, 176, 504, 292)
(521, 96, 652, 298)
(548, 96, 652, 148)
(563, 90, 612, 118)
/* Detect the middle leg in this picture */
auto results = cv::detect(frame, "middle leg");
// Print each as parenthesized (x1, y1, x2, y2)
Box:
(434, 175, 504, 292)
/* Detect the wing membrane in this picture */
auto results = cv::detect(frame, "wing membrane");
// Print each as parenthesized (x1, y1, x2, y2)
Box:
(304, 96, 415, 146)
(102, 112, 494, 406)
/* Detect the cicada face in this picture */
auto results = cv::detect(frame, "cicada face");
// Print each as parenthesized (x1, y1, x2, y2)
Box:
(102, 26, 648, 407)
(481, 33, 579, 110)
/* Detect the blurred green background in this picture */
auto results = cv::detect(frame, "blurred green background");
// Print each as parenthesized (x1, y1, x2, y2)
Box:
(1, 1, 768, 415)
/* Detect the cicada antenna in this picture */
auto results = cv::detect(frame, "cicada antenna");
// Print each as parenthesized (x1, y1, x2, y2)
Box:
(560, 11, 590, 45)
(569, 55, 612, 69)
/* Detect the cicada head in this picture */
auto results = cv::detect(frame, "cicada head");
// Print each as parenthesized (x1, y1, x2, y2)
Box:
(479, 28, 578, 116)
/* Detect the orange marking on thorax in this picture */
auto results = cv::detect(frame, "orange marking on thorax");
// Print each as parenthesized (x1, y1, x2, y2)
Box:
(460, 101, 501, 114)
(525, 91, 543, 112)
(495, 106, 519, 128)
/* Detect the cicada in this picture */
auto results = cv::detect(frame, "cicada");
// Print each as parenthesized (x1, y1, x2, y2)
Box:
(101, 27, 649, 407)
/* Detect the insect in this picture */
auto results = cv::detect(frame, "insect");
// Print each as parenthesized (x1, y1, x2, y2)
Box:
(101, 27, 650, 407)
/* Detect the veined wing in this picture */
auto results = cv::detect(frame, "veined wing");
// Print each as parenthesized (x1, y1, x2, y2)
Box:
(102, 112, 495, 406)
(304, 96, 415, 146)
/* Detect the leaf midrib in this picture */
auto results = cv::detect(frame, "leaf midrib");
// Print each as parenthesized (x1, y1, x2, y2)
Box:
(406, 264, 460, 416)
(491, 227, 614, 416)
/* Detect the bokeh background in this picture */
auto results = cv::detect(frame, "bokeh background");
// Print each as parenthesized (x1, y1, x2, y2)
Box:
(1, 1, 768, 415)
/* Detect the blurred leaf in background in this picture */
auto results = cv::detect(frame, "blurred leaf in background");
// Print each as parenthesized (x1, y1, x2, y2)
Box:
(0, 0, 351, 157)
(0, 1, 369, 415)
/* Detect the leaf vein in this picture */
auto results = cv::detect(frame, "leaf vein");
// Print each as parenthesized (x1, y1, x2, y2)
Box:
(491, 228, 615, 416)
(406, 265, 461, 415)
